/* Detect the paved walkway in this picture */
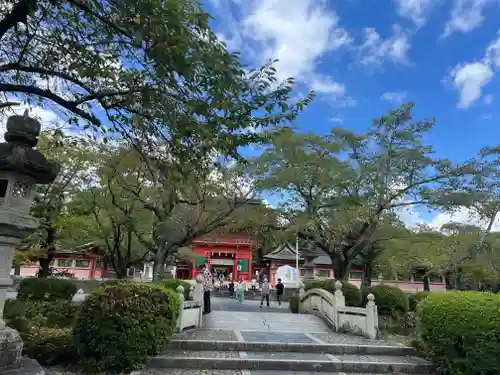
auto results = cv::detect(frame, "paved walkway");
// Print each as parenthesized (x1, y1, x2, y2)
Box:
(211, 297, 290, 313)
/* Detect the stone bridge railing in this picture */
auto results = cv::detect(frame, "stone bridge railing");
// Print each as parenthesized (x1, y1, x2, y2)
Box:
(175, 276, 204, 332)
(299, 281, 378, 339)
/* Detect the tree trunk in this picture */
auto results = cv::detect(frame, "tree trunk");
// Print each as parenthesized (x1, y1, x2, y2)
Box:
(152, 246, 165, 281)
(423, 275, 430, 292)
(331, 256, 349, 281)
(14, 264, 20, 276)
(37, 226, 55, 278)
(361, 262, 373, 289)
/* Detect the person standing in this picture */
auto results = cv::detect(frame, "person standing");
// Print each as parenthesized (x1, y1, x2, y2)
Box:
(276, 278, 284, 307)
(236, 279, 246, 304)
(202, 263, 212, 315)
(260, 278, 271, 308)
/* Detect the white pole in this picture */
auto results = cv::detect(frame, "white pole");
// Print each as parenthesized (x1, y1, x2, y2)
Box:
(295, 235, 300, 284)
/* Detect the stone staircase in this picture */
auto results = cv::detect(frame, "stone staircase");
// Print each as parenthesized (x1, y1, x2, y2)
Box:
(137, 329, 434, 374)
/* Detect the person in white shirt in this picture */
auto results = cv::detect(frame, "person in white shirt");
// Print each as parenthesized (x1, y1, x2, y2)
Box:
(260, 278, 271, 308)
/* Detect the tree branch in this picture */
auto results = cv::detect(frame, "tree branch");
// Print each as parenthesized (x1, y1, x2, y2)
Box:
(0, 83, 100, 125)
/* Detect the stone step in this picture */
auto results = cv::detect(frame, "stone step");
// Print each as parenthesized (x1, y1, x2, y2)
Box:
(167, 339, 416, 356)
(149, 350, 434, 373)
(137, 370, 432, 375)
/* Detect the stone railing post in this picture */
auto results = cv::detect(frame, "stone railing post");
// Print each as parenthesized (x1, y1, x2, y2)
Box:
(195, 275, 204, 326)
(176, 285, 185, 332)
(298, 281, 305, 312)
(365, 293, 378, 339)
(189, 285, 195, 300)
(0, 114, 59, 373)
(334, 281, 345, 307)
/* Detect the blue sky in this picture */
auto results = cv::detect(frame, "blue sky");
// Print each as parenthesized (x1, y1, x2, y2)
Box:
(205, 0, 500, 229)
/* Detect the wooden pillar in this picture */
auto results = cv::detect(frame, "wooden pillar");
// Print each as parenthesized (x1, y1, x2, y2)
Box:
(233, 252, 238, 280)
(191, 259, 196, 279)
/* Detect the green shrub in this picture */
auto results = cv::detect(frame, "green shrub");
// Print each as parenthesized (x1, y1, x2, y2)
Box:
(157, 279, 191, 300)
(18, 277, 77, 301)
(4, 299, 78, 331)
(289, 294, 299, 313)
(417, 291, 500, 375)
(408, 291, 430, 312)
(304, 279, 362, 306)
(73, 282, 181, 373)
(97, 279, 135, 288)
(23, 326, 76, 366)
(362, 284, 408, 317)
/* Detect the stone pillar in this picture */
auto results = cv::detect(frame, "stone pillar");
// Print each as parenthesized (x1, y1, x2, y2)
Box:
(0, 114, 59, 374)
(301, 254, 315, 281)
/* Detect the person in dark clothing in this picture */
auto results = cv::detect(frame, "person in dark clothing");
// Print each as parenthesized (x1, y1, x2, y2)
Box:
(276, 278, 284, 306)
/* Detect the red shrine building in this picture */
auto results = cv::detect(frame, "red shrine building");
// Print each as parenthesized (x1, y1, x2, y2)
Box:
(175, 233, 255, 281)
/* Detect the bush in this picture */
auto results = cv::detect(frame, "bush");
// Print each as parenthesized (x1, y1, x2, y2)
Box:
(417, 291, 500, 375)
(18, 277, 77, 301)
(408, 291, 430, 312)
(304, 279, 362, 306)
(23, 326, 76, 366)
(4, 299, 78, 332)
(73, 282, 181, 373)
(362, 285, 408, 317)
(157, 279, 191, 300)
(289, 294, 299, 313)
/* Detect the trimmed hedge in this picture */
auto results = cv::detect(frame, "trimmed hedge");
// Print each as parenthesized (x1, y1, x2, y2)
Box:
(73, 282, 180, 373)
(417, 291, 500, 375)
(157, 279, 191, 300)
(23, 326, 76, 366)
(362, 284, 408, 317)
(17, 277, 77, 301)
(4, 299, 78, 332)
(304, 279, 362, 307)
(409, 291, 430, 312)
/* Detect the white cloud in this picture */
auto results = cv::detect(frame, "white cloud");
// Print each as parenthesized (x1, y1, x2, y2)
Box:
(330, 117, 344, 123)
(429, 206, 500, 232)
(394, 0, 438, 27)
(358, 25, 411, 67)
(451, 62, 493, 108)
(211, 0, 351, 98)
(443, 0, 495, 37)
(448, 34, 500, 108)
(310, 75, 345, 95)
(484, 35, 500, 68)
(381, 91, 408, 104)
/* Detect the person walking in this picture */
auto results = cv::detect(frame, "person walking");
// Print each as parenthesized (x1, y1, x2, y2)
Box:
(276, 278, 284, 307)
(236, 279, 246, 304)
(260, 278, 271, 308)
(202, 263, 212, 315)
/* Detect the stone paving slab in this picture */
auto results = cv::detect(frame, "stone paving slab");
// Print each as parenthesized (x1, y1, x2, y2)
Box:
(203, 311, 331, 332)
(246, 352, 331, 361)
(240, 331, 317, 344)
(161, 350, 239, 359)
(139, 370, 242, 375)
(310, 332, 404, 346)
(172, 329, 238, 341)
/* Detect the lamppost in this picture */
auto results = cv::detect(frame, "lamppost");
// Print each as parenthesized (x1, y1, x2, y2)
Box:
(0, 113, 59, 374)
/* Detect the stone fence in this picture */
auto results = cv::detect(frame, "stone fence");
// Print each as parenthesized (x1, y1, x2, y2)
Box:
(299, 281, 378, 339)
(175, 275, 204, 332)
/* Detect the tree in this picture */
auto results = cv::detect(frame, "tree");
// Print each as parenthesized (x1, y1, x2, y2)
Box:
(29, 131, 97, 277)
(97, 145, 273, 280)
(254, 104, 474, 280)
(1, 0, 312, 168)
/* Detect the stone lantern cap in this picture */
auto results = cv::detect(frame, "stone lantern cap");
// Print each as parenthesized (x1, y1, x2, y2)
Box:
(0, 114, 59, 184)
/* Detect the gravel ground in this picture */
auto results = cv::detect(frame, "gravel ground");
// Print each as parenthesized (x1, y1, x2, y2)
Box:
(172, 329, 238, 341)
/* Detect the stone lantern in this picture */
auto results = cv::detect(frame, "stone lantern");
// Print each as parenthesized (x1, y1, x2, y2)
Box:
(0, 114, 59, 374)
